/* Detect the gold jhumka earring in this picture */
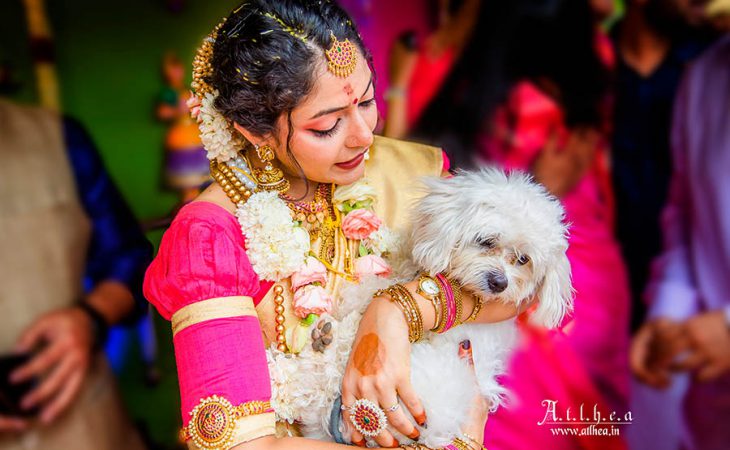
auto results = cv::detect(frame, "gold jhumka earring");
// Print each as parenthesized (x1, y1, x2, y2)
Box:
(252, 144, 290, 193)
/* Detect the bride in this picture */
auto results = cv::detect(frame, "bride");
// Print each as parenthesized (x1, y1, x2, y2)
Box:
(144, 1, 522, 449)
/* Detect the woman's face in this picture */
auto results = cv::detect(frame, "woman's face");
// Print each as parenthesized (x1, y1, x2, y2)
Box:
(271, 50, 377, 187)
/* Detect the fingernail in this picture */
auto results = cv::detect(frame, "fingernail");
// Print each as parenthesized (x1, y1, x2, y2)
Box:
(408, 428, 420, 440)
(353, 438, 366, 447)
(389, 437, 400, 448)
(460, 339, 471, 350)
(415, 412, 427, 426)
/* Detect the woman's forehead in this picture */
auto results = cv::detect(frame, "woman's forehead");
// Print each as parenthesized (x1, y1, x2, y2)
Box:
(293, 53, 372, 121)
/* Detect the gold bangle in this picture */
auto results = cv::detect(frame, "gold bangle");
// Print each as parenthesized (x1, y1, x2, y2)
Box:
(446, 277, 464, 326)
(376, 284, 424, 343)
(416, 273, 444, 332)
(463, 296, 484, 323)
(393, 284, 424, 342)
(462, 433, 485, 450)
(453, 437, 483, 450)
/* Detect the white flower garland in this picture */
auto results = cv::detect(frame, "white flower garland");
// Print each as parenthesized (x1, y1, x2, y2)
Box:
(198, 91, 246, 162)
(236, 192, 310, 281)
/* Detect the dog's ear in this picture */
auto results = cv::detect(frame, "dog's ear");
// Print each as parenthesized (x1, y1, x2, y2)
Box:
(531, 252, 573, 328)
(410, 176, 463, 274)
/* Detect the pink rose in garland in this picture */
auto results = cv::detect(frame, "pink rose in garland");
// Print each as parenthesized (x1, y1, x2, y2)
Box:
(354, 254, 392, 279)
(290, 256, 328, 291)
(341, 209, 382, 240)
(292, 285, 333, 318)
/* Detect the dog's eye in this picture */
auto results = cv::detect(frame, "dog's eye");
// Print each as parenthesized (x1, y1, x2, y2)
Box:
(516, 254, 530, 266)
(477, 237, 497, 249)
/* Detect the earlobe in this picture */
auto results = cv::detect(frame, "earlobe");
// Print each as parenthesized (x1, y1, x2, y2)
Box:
(232, 122, 261, 146)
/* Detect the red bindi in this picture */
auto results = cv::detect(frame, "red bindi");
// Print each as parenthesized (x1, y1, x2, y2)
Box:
(353, 98, 358, 104)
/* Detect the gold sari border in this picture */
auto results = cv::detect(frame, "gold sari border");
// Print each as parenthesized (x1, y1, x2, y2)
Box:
(172, 296, 257, 336)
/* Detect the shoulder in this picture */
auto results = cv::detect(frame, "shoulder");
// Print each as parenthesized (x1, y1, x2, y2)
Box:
(368, 135, 444, 177)
(365, 136, 444, 233)
(143, 201, 262, 319)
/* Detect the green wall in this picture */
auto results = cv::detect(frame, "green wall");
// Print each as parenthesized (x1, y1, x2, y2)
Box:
(2, 0, 239, 226)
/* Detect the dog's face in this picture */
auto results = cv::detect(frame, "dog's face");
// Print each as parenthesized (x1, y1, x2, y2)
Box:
(410, 169, 573, 328)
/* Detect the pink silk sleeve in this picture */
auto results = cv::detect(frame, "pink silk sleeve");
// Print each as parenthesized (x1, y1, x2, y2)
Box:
(143, 202, 274, 433)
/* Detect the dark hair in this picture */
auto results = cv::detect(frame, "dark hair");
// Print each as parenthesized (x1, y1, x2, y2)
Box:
(412, 0, 609, 168)
(210, 0, 370, 140)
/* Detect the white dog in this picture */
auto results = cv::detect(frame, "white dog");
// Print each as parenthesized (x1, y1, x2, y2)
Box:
(267, 169, 573, 448)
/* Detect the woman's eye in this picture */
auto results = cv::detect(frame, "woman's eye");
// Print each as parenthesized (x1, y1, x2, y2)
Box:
(478, 237, 497, 249)
(311, 119, 341, 138)
(517, 254, 530, 266)
(359, 98, 376, 108)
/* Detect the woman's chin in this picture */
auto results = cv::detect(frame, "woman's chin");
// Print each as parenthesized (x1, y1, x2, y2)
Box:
(329, 163, 366, 186)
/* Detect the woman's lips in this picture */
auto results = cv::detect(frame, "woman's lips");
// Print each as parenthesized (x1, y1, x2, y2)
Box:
(335, 150, 367, 170)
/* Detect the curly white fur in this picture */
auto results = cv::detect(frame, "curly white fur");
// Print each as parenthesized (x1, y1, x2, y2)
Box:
(267, 168, 572, 447)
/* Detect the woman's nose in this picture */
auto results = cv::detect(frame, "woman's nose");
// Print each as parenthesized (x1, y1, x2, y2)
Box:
(345, 111, 374, 149)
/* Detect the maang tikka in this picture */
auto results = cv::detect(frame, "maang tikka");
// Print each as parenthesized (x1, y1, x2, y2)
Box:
(325, 31, 357, 78)
(252, 144, 290, 193)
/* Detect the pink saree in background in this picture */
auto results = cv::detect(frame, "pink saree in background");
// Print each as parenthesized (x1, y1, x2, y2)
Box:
(481, 82, 631, 450)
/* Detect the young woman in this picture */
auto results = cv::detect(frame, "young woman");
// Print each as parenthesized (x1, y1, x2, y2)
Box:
(143, 2, 522, 449)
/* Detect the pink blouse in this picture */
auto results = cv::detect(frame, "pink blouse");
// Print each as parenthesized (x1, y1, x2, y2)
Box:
(144, 201, 273, 426)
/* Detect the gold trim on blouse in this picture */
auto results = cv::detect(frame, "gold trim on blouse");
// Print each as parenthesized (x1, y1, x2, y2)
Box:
(182, 396, 275, 450)
(172, 296, 258, 336)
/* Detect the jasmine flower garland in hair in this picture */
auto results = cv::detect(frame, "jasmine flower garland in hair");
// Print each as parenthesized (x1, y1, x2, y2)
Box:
(197, 91, 246, 162)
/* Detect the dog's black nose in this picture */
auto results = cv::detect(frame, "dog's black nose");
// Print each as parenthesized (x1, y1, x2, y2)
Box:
(487, 272, 508, 293)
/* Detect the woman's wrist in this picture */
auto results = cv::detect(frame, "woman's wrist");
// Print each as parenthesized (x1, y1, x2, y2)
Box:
(374, 275, 483, 343)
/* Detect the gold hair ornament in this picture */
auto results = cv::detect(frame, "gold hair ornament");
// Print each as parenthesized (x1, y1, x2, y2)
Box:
(192, 20, 226, 97)
(263, 12, 308, 43)
(325, 32, 357, 78)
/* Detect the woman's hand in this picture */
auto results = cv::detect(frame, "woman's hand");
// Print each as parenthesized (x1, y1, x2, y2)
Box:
(341, 297, 424, 448)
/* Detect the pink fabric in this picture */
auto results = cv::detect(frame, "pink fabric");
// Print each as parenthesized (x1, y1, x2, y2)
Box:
(407, 48, 457, 128)
(144, 201, 273, 425)
(441, 150, 451, 173)
(480, 82, 630, 450)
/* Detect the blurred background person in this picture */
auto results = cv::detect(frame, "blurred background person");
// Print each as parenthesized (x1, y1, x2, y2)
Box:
(706, 0, 730, 30)
(398, 0, 631, 449)
(382, 0, 481, 139)
(0, 99, 150, 449)
(611, 0, 712, 332)
(630, 32, 730, 450)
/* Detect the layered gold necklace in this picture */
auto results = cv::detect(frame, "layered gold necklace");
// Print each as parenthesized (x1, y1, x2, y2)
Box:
(211, 158, 356, 352)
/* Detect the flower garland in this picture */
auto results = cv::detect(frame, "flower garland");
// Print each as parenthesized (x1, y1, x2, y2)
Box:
(193, 91, 246, 162)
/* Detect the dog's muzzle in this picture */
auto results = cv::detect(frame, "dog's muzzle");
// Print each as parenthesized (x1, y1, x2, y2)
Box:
(486, 271, 508, 293)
